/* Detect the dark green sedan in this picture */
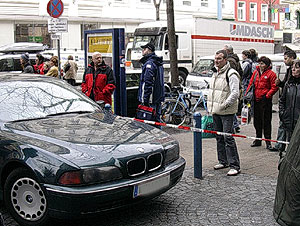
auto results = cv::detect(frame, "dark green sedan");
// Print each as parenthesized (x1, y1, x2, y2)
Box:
(0, 73, 185, 226)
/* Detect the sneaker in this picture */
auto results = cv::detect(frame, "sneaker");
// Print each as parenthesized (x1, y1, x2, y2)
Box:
(214, 163, 229, 170)
(227, 168, 241, 176)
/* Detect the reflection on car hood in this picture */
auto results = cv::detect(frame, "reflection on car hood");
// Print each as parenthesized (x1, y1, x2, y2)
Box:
(2, 112, 175, 167)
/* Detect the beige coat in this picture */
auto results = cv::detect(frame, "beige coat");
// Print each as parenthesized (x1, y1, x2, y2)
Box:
(64, 60, 78, 80)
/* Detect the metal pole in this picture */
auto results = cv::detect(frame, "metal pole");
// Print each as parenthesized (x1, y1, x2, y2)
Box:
(194, 112, 203, 179)
(217, 0, 222, 20)
(57, 38, 61, 79)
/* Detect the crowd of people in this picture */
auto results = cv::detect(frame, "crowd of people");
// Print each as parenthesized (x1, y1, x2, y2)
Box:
(20, 53, 78, 85)
(207, 45, 299, 176)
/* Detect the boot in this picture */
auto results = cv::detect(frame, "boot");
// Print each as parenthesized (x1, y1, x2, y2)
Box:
(251, 140, 262, 147)
(266, 141, 272, 150)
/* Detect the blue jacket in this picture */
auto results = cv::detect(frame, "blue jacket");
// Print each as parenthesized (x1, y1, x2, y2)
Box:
(138, 53, 165, 104)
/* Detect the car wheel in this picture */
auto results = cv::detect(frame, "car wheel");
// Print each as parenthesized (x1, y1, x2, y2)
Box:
(179, 70, 187, 86)
(4, 168, 49, 226)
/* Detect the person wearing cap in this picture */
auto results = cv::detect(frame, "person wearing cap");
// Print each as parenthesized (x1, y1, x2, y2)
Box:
(137, 42, 165, 123)
(81, 52, 115, 105)
(246, 56, 278, 150)
(20, 53, 34, 73)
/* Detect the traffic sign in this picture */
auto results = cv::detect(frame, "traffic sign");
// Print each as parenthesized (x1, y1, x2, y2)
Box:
(48, 18, 68, 33)
(51, 34, 61, 40)
(47, 0, 64, 18)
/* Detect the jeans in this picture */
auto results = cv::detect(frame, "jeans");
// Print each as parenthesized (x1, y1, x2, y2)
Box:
(213, 114, 240, 170)
(233, 114, 239, 129)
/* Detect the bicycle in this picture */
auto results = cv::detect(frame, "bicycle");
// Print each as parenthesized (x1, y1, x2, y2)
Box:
(161, 86, 207, 126)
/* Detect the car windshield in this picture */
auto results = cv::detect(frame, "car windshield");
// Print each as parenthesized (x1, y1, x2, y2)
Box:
(191, 59, 215, 77)
(0, 80, 99, 122)
(133, 35, 162, 50)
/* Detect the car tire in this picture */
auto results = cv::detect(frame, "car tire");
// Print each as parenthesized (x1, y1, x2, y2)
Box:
(179, 70, 187, 86)
(4, 168, 49, 226)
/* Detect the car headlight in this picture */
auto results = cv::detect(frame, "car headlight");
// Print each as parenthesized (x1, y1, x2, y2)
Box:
(58, 166, 123, 185)
(164, 144, 180, 165)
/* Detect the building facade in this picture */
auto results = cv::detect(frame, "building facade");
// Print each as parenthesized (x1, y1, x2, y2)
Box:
(0, 0, 234, 50)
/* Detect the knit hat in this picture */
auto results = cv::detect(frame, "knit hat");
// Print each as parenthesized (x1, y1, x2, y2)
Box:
(21, 53, 29, 62)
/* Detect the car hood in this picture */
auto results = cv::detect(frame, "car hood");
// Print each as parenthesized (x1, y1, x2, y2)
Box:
(1, 112, 175, 167)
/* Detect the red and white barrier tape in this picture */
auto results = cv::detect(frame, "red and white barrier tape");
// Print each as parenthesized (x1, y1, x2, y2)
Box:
(133, 118, 290, 145)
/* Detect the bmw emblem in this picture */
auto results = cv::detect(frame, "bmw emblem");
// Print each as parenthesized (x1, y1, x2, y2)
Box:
(136, 147, 145, 153)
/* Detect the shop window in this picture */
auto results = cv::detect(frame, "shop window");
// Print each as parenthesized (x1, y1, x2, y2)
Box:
(15, 24, 51, 48)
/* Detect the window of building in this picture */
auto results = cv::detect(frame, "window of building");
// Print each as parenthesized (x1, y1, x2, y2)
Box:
(297, 11, 300, 29)
(285, 12, 290, 20)
(250, 3, 257, 21)
(183, 1, 191, 6)
(261, 4, 268, 22)
(15, 23, 51, 48)
(200, 0, 208, 7)
(237, 1, 246, 21)
(272, 11, 278, 23)
(222, 0, 225, 9)
(140, 0, 151, 3)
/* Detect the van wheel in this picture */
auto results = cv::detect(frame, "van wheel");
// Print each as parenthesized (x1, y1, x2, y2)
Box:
(4, 168, 49, 226)
(179, 70, 187, 86)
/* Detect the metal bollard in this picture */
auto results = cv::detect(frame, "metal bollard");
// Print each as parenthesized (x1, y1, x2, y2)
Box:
(193, 112, 203, 179)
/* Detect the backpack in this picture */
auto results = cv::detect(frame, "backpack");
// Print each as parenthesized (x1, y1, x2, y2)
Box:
(225, 68, 243, 102)
(227, 56, 244, 81)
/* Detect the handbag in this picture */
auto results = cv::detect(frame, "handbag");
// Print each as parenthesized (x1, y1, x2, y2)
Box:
(201, 115, 215, 138)
(136, 104, 156, 121)
(64, 62, 71, 73)
(244, 71, 258, 103)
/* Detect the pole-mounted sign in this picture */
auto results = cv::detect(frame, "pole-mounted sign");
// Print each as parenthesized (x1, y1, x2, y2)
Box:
(47, 0, 64, 18)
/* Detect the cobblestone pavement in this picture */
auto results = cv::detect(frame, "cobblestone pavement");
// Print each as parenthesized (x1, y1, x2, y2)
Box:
(0, 167, 278, 226)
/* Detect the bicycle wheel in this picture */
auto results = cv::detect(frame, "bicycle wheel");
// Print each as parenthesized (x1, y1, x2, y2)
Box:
(161, 99, 187, 126)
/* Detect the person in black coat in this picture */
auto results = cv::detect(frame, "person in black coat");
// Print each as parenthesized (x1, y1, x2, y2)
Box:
(279, 59, 300, 144)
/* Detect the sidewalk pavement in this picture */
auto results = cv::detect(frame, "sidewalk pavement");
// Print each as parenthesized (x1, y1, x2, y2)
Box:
(164, 107, 281, 179)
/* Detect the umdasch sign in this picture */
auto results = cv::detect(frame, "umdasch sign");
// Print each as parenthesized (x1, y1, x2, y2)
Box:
(230, 24, 274, 39)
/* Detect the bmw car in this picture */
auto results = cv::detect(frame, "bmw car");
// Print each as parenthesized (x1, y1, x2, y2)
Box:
(0, 73, 185, 226)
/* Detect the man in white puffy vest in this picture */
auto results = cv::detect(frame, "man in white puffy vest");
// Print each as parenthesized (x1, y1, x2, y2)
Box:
(207, 49, 241, 176)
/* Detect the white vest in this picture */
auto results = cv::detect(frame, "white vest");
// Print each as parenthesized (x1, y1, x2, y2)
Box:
(207, 63, 239, 115)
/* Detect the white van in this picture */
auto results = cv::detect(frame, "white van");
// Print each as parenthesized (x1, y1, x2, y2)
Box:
(184, 54, 287, 103)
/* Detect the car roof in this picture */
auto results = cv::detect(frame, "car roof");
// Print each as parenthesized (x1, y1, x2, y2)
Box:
(0, 42, 48, 54)
(0, 72, 60, 82)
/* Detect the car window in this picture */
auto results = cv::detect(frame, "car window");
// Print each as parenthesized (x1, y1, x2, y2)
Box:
(191, 59, 214, 77)
(0, 58, 14, 71)
(0, 80, 99, 122)
(13, 58, 23, 71)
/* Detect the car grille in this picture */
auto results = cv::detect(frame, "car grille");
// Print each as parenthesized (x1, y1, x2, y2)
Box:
(132, 60, 141, 69)
(127, 153, 163, 177)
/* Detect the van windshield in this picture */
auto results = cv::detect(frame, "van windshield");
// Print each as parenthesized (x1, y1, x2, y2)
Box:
(191, 59, 215, 77)
(133, 35, 162, 50)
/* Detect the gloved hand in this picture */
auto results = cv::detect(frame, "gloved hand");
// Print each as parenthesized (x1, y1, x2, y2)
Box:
(261, 95, 267, 102)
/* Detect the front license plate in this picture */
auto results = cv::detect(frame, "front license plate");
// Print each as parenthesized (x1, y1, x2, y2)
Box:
(133, 174, 170, 198)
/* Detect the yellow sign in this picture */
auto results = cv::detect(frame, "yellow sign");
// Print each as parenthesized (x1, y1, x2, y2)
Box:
(88, 36, 113, 53)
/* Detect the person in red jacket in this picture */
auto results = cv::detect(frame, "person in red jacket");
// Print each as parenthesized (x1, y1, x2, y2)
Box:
(33, 54, 45, 75)
(82, 52, 116, 105)
(246, 56, 278, 149)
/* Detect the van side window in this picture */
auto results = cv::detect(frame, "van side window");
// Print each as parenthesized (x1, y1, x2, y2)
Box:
(0, 59, 15, 71)
(164, 34, 178, 50)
